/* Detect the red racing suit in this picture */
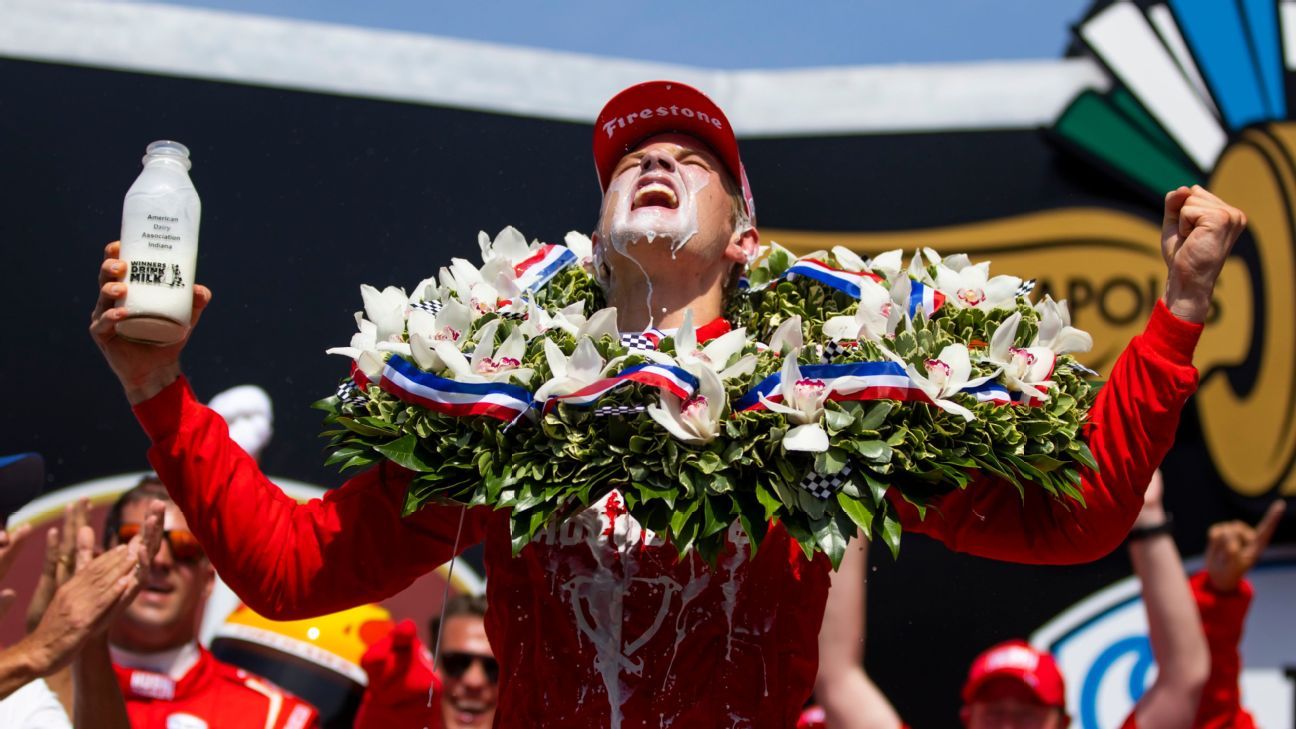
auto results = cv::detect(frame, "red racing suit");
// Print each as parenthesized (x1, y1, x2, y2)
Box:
(1185, 572, 1256, 729)
(113, 646, 320, 729)
(1119, 573, 1255, 729)
(135, 302, 1201, 728)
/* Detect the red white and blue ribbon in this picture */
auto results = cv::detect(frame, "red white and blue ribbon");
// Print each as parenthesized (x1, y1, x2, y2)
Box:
(907, 280, 946, 318)
(782, 260, 883, 300)
(964, 380, 1012, 405)
(1010, 390, 1046, 407)
(737, 361, 929, 411)
(513, 244, 577, 292)
(379, 356, 533, 422)
(543, 363, 699, 411)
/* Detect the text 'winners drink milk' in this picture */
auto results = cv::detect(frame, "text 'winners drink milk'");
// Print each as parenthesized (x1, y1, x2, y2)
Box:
(116, 140, 201, 345)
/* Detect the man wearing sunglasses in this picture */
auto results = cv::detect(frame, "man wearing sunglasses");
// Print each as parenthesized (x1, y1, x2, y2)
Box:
(431, 595, 497, 729)
(103, 477, 320, 729)
(356, 594, 497, 729)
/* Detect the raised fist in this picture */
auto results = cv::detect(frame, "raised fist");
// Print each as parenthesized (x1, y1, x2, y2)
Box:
(1160, 185, 1247, 323)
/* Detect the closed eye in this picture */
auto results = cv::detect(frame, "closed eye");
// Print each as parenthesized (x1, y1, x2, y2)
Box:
(613, 154, 644, 178)
(679, 153, 711, 169)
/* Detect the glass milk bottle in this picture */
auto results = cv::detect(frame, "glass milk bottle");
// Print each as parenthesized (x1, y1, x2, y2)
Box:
(116, 140, 201, 345)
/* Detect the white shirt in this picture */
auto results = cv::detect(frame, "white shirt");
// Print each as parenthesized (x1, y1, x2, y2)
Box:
(0, 679, 72, 729)
(109, 641, 201, 680)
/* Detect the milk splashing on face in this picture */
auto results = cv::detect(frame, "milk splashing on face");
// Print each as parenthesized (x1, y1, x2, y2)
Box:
(601, 163, 710, 328)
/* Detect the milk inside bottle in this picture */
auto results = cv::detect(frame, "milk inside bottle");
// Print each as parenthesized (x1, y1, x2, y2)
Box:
(116, 140, 201, 345)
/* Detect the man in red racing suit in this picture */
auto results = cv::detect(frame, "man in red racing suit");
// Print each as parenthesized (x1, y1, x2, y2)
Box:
(91, 80, 1248, 728)
(114, 646, 319, 729)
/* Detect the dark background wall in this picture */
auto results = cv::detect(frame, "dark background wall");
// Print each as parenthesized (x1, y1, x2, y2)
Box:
(0, 57, 1279, 726)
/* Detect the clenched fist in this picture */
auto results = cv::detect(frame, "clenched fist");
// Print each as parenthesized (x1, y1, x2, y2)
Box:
(1160, 185, 1248, 323)
(1205, 500, 1285, 593)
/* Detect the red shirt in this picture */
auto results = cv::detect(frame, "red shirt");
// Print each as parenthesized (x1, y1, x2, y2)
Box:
(1119, 573, 1255, 729)
(114, 646, 320, 729)
(135, 302, 1200, 728)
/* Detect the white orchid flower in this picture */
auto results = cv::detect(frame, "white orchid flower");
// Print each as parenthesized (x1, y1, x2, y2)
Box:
(520, 300, 579, 337)
(647, 365, 726, 445)
(360, 284, 408, 343)
(407, 299, 473, 371)
(766, 315, 804, 356)
(407, 275, 444, 306)
(831, 246, 871, 273)
(1034, 296, 1093, 355)
(669, 309, 756, 381)
(821, 277, 901, 342)
(868, 249, 904, 280)
(533, 337, 613, 401)
(577, 307, 619, 342)
(934, 261, 1021, 311)
(985, 312, 1055, 401)
(564, 231, 593, 263)
(758, 350, 834, 452)
(906, 247, 942, 283)
(897, 343, 1000, 421)
(431, 319, 533, 385)
(438, 258, 523, 318)
(478, 226, 533, 267)
(325, 313, 390, 382)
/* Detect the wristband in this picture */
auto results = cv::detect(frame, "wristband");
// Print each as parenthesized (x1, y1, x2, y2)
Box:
(1127, 514, 1174, 541)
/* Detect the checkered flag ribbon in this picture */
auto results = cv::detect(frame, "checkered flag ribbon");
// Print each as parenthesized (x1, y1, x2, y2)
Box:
(500, 311, 528, 321)
(336, 379, 368, 407)
(1066, 361, 1100, 377)
(821, 341, 851, 363)
(799, 463, 853, 500)
(593, 404, 647, 417)
(619, 332, 657, 351)
(1016, 279, 1037, 298)
(411, 300, 443, 315)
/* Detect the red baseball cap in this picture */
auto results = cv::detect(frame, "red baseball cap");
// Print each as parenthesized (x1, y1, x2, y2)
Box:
(962, 640, 1066, 708)
(593, 80, 756, 223)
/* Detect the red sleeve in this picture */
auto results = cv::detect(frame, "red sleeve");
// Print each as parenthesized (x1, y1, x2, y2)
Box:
(889, 300, 1202, 564)
(134, 376, 489, 619)
(1189, 571, 1257, 729)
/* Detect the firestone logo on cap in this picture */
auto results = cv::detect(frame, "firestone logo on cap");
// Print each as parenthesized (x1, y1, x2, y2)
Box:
(984, 644, 1042, 673)
(601, 105, 725, 139)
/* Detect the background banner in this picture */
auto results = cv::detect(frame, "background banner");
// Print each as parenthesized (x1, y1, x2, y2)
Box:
(1, 0, 1292, 725)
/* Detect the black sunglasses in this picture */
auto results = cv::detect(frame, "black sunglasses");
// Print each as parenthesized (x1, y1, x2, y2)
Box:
(439, 652, 499, 684)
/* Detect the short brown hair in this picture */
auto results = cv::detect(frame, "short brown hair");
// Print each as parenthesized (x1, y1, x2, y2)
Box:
(428, 593, 487, 645)
(102, 475, 171, 550)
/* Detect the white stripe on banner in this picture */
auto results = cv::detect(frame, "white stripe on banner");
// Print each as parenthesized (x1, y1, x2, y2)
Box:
(0, 1, 1109, 135)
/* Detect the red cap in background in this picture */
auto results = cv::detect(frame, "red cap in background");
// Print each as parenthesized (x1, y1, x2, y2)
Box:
(962, 640, 1067, 708)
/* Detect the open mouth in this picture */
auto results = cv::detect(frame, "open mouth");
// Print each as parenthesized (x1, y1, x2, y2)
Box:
(631, 178, 679, 210)
(450, 699, 489, 725)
